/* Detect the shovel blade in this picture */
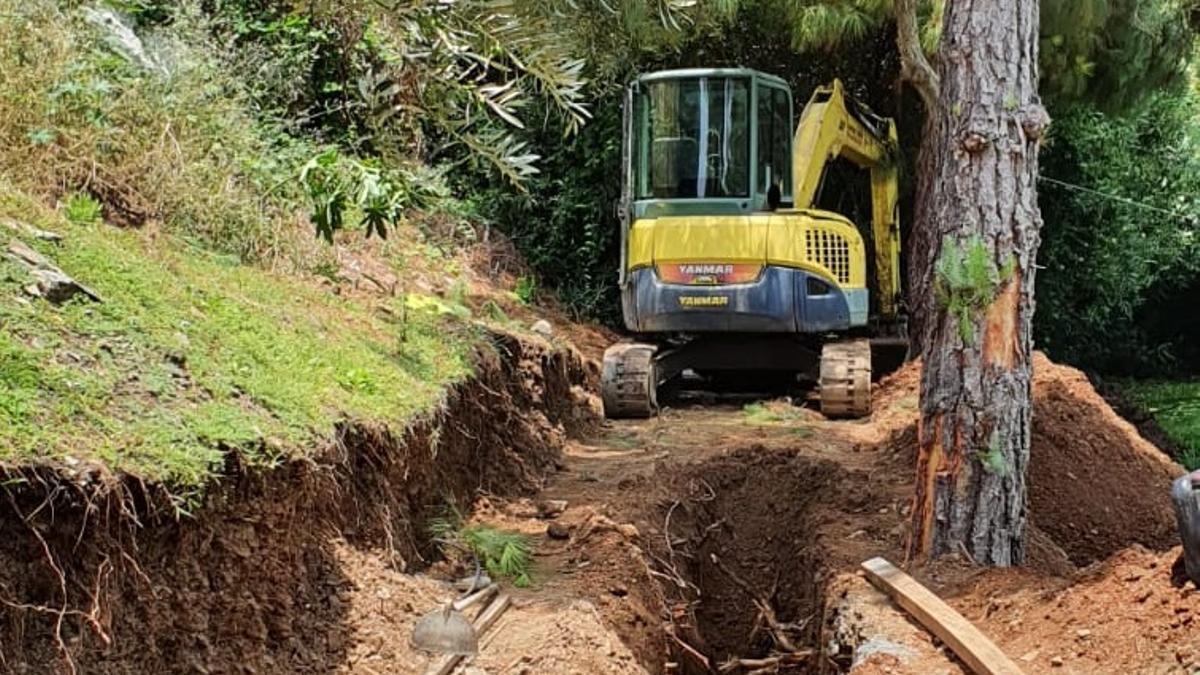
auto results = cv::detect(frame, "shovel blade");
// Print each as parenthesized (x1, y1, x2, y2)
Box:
(411, 605, 478, 656)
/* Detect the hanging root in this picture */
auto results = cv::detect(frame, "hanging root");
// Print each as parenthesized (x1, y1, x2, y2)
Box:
(709, 553, 814, 671)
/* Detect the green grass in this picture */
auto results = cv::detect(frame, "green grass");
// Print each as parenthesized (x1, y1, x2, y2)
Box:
(0, 191, 476, 502)
(1122, 380, 1200, 470)
(742, 401, 808, 426)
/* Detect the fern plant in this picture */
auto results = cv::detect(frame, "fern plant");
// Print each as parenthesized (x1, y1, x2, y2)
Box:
(934, 235, 1015, 344)
(427, 506, 534, 588)
(514, 276, 538, 305)
(461, 525, 533, 588)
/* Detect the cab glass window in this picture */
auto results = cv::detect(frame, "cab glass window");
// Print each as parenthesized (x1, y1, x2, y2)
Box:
(756, 85, 793, 203)
(635, 77, 750, 199)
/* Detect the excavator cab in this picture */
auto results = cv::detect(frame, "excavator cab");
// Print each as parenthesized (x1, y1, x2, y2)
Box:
(631, 70, 791, 209)
(604, 69, 905, 419)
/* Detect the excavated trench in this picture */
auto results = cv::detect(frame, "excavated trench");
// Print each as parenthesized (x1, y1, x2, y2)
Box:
(642, 449, 855, 674)
(4, 332, 1184, 673)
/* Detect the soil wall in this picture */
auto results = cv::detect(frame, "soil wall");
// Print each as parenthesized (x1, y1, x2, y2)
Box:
(0, 332, 596, 674)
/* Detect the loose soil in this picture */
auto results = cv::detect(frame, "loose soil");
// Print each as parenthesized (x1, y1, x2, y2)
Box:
(2, 329, 1195, 674)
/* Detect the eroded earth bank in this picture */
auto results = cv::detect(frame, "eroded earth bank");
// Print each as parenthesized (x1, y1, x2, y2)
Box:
(2, 329, 1196, 674)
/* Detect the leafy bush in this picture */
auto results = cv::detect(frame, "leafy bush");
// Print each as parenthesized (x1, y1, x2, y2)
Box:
(1036, 92, 1200, 373)
(0, 1, 317, 261)
(1123, 380, 1200, 470)
(471, 96, 624, 321)
(513, 275, 538, 306)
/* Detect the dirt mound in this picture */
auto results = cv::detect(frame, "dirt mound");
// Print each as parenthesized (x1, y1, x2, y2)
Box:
(0, 332, 595, 673)
(954, 545, 1199, 674)
(1028, 353, 1183, 564)
(875, 353, 1183, 565)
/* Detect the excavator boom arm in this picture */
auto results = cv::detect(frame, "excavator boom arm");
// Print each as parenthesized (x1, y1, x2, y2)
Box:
(792, 80, 902, 317)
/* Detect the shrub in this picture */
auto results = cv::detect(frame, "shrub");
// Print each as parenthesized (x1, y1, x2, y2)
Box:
(1036, 92, 1200, 373)
(0, 0, 315, 261)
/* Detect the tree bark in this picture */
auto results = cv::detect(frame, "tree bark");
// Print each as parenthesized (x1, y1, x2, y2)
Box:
(908, 0, 1049, 566)
(893, 0, 939, 356)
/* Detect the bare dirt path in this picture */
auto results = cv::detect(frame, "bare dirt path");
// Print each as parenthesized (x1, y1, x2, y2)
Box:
(396, 354, 1195, 675)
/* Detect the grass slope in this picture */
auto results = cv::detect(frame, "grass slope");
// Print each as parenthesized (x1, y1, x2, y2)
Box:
(0, 192, 474, 503)
(1123, 380, 1200, 470)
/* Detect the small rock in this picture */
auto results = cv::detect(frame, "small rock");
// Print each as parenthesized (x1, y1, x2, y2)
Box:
(616, 523, 640, 539)
(1076, 629, 1091, 640)
(8, 240, 101, 304)
(1019, 649, 1040, 662)
(1135, 588, 1154, 603)
(2, 218, 62, 242)
(537, 499, 568, 519)
(531, 319, 553, 338)
(1050, 656, 1064, 667)
(32, 268, 93, 303)
(546, 522, 571, 540)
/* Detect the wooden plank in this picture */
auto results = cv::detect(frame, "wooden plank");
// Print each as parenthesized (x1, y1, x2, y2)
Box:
(861, 557, 1024, 675)
(452, 583, 498, 612)
(424, 593, 512, 675)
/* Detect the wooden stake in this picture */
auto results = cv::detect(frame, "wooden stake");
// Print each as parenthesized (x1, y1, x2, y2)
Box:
(861, 557, 1024, 675)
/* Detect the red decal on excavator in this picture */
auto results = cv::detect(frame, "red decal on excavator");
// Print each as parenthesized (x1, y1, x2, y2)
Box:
(657, 263, 762, 285)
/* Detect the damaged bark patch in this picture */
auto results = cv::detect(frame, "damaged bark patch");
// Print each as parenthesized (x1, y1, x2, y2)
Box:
(983, 267, 1021, 371)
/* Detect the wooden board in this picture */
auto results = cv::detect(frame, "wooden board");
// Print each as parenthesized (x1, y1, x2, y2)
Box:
(424, 593, 512, 675)
(861, 557, 1024, 675)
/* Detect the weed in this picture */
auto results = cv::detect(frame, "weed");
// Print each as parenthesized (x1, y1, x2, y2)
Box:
(63, 193, 103, 224)
(514, 275, 538, 305)
(976, 432, 1010, 477)
(742, 401, 807, 425)
(481, 299, 510, 323)
(428, 506, 534, 587)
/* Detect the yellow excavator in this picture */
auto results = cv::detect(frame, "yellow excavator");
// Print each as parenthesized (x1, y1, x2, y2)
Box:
(602, 69, 905, 418)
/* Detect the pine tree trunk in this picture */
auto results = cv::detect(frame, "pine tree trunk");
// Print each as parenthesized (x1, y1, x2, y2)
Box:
(908, 0, 1050, 566)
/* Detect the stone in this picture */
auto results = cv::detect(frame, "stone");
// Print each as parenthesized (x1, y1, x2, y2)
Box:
(31, 268, 97, 304)
(1050, 656, 1064, 667)
(531, 319, 553, 338)
(537, 499, 568, 519)
(7, 240, 101, 304)
(546, 522, 571, 540)
(2, 218, 62, 242)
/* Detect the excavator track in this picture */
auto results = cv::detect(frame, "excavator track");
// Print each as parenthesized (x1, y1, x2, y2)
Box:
(601, 343, 658, 419)
(819, 339, 872, 418)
